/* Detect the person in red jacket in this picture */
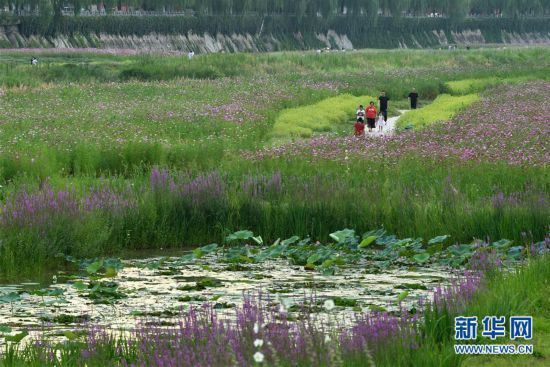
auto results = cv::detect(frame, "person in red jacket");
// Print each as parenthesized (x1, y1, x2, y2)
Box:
(354, 120, 365, 136)
(366, 101, 377, 132)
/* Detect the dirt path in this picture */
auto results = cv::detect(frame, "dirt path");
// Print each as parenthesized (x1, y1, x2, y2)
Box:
(366, 109, 408, 137)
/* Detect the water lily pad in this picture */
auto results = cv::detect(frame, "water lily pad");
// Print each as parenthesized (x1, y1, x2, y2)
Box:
(396, 283, 427, 290)
(225, 230, 254, 243)
(0, 292, 21, 303)
(359, 236, 377, 248)
(397, 291, 410, 302)
(491, 239, 512, 250)
(413, 253, 431, 263)
(367, 304, 387, 312)
(85, 260, 104, 275)
(4, 331, 28, 343)
(428, 235, 450, 245)
(329, 229, 356, 244)
(331, 297, 358, 307)
(63, 331, 79, 340)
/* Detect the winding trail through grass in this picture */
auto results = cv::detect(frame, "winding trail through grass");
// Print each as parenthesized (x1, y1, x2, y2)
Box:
(367, 109, 409, 137)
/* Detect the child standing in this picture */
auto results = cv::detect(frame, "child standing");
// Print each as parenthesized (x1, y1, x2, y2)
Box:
(366, 102, 377, 132)
(356, 105, 365, 123)
(354, 105, 365, 136)
(377, 113, 385, 132)
(354, 121, 365, 136)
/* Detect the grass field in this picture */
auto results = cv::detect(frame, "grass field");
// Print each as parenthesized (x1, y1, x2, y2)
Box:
(0, 46, 548, 367)
(0, 47, 548, 274)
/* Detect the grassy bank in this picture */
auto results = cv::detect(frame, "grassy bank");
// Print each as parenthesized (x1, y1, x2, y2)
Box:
(443, 76, 538, 95)
(1, 160, 547, 278)
(1, 47, 549, 88)
(399, 255, 550, 367)
(397, 93, 479, 130)
(465, 255, 550, 366)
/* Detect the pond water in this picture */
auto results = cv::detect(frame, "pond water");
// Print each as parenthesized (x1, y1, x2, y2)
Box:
(0, 252, 458, 345)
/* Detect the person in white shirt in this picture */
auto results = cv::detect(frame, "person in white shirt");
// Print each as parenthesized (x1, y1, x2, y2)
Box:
(356, 105, 365, 123)
(377, 113, 385, 132)
(188, 51, 194, 60)
(354, 105, 366, 136)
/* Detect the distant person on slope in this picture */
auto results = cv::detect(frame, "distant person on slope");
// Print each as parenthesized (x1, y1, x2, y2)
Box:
(378, 91, 389, 122)
(31, 57, 38, 66)
(408, 88, 419, 109)
(366, 102, 377, 132)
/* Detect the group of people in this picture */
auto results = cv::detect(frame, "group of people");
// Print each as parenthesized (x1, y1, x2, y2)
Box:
(354, 100, 383, 135)
(354, 88, 419, 136)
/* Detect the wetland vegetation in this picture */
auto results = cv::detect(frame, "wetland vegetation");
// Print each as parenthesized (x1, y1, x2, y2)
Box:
(0, 46, 548, 366)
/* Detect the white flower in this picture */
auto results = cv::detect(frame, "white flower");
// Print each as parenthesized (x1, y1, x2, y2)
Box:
(253, 322, 259, 334)
(254, 339, 264, 348)
(324, 299, 335, 311)
(253, 351, 265, 363)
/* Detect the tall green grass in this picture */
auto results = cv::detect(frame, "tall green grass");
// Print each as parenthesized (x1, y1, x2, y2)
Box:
(1, 159, 547, 278)
(397, 93, 479, 130)
(412, 256, 550, 367)
(444, 76, 539, 96)
(1, 47, 549, 88)
(0, 141, 230, 182)
(464, 256, 550, 367)
(272, 94, 373, 138)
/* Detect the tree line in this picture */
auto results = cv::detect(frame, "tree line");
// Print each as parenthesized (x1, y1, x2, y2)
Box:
(1, 0, 549, 19)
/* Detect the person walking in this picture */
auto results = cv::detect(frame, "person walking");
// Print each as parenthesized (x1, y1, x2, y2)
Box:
(408, 88, 419, 109)
(378, 91, 389, 122)
(366, 102, 377, 133)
